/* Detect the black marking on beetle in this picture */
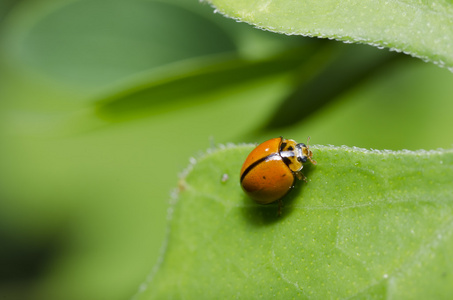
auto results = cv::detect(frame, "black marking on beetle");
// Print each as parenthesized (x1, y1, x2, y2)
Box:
(280, 142, 287, 151)
(263, 176, 266, 179)
(287, 146, 294, 151)
(297, 156, 307, 163)
(282, 156, 292, 166)
(240, 153, 280, 183)
(282, 174, 286, 177)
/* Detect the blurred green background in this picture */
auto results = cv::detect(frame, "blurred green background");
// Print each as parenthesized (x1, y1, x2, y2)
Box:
(0, 0, 452, 299)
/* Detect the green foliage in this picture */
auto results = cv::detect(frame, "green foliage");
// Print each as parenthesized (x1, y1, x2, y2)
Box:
(136, 145, 453, 299)
(206, 0, 453, 71)
(95, 47, 317, 121)
(0, 0, 453, 299)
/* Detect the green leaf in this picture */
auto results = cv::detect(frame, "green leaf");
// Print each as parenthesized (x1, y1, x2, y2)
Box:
(2, 0, 237, 89)
(261, 44, 402, 130)
(135, 144, 453, 299)
(95, 45, 324, 121)
(205, 0, 453, 71)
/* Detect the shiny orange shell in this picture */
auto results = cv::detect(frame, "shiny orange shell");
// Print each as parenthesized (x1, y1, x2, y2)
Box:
(240, 137, 295, 204)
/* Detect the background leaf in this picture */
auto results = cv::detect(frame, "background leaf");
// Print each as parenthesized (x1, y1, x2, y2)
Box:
(136, 144, 453, 299)
(95, 45, 323, 121)
(205, 0, 453, 70)
(3, 0, 237, 90)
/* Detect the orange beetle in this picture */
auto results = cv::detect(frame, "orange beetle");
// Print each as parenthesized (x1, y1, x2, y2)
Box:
(240, 137, 316, 209)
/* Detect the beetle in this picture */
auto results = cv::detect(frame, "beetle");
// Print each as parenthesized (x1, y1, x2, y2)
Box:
(240, 137, 316, 213)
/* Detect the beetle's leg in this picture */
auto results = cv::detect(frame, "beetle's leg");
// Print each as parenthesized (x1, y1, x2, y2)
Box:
(295, 171, 307, 182)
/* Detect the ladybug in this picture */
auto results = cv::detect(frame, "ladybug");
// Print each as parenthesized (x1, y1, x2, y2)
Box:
(240, 137, 316, 210)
